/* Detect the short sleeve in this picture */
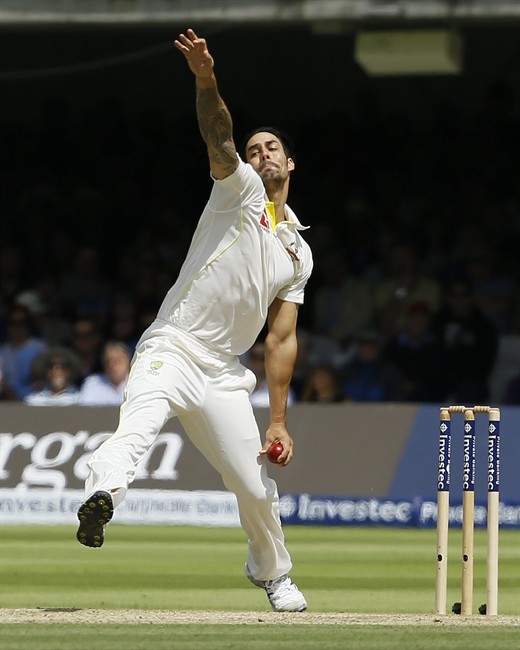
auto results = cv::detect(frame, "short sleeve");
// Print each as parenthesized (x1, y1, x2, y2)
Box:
(276, 243, 314, 304)
(208, 156, 264, 213)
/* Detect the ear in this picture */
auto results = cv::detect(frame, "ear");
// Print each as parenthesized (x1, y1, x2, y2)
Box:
(287, 157, 295, 172)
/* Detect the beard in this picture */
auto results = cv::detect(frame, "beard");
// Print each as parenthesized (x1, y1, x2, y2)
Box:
(259, 166, 286, 186)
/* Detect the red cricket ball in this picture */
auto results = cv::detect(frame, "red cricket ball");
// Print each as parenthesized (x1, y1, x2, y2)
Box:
(267, 442, 284, 463)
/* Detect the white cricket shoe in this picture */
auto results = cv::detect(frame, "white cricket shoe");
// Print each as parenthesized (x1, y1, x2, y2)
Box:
(245, 565, 307, 612)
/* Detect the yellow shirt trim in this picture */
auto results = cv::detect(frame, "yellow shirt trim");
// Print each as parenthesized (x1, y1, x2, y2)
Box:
(265, 201, 277, 231)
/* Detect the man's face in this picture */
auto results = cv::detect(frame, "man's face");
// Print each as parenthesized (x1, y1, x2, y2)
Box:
(104, 347, 130, 386)
(72, 321, 100, 354)
(245, 132, 294, 184)
(46, 358, 72, 392)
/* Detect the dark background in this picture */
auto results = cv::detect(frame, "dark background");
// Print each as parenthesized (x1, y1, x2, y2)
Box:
(1, 24, 519, 124)
(1, 22, 519, 402)
(2, 22, 518, 256)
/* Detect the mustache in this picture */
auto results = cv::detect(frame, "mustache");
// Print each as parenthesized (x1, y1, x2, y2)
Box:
(259, 161, 279, 172)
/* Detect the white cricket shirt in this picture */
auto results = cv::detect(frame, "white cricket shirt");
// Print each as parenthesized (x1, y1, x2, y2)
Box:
(156, 157, 313, 356)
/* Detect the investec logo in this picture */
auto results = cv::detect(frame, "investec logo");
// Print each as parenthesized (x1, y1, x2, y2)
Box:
(437, 425, 450, 491)
(288, 494, 413, 525)
(462, 430, 474, 491)
(487, 424, 500, 491)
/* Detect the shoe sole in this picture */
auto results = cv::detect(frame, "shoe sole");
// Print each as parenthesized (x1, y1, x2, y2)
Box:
(272, 602, 308, 613)
(76, 491, 113, 548)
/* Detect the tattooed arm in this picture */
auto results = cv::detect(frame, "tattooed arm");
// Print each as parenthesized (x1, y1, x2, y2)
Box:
(174, 29, 238, 180)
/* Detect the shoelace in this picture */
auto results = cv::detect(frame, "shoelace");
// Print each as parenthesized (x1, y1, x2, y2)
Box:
(264, 575, 291, 596)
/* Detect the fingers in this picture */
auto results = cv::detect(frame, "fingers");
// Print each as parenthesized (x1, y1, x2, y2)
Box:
(279, 445, 293, 467)
(259, 439, 275, 454)
(260, 438, 294, 467)
(174, 29, 204, 54)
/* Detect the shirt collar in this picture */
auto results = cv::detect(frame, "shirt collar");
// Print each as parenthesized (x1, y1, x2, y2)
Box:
(264, 199, 309, 231)
(283, 204, 310, 230)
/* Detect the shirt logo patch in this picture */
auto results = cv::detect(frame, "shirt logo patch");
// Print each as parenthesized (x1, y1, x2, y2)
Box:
(285, 242, 300, 262)
(147, 360, 164, 376)
(259, 209, 271, 231)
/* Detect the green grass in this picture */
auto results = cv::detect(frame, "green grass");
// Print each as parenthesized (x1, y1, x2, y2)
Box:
(1, 624, 519, 650)
(1, 525, 518, 613)
(1, 525, 519, 649)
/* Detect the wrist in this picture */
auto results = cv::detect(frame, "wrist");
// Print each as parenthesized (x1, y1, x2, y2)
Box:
(269, 414, 287, 427)
(196, 72, 217, 89)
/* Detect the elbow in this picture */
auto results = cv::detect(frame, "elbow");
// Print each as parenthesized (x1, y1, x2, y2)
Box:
(265, 330, 297, 355)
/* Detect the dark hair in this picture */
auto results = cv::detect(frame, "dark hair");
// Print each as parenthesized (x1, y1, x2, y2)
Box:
(241, 126, 295, 162)
(6, 304, 34, 333)
(32, 346, 82, 384)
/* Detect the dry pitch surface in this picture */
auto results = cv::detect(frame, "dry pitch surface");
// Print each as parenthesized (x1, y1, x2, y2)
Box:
(1, 609, 518, 626)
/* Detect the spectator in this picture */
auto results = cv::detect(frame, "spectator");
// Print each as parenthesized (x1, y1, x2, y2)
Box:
(463, 241, 517, 335)
(79, 341, 130, 406)
(60, 245, 110, 320)
(0, 305, 47, 400)
(15, 280, 72, 346)
(290, 329, 314, 401)
(489, 327, 520, 404)
(374, 240, 441, 341)
(136, 298, 161, 337)
(300, 364, 345, 403)
(341, 327, 404, 402)
(383, 301, 443, 402)
(25, 346, 81, 406)
(312, 248, 374, 348)
(0, 244, 26, 309)
(105, 292, 140, 354)
(434, 279, 498, 403)
(70, 317, 104, 385)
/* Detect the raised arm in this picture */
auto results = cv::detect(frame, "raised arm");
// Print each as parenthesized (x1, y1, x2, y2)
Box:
(174, 29, 238, 180)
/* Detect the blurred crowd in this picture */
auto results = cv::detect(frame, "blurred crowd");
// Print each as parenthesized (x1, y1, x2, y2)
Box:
(1, 80, 519, 406)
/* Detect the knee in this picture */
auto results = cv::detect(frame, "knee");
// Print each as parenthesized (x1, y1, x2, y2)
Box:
(226, 473, 278, 508)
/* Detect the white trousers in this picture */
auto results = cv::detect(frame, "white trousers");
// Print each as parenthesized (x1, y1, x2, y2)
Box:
(85, 320, 292, 581)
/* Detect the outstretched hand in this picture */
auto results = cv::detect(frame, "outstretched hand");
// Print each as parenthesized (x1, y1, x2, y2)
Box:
(174, 29, 214, 79)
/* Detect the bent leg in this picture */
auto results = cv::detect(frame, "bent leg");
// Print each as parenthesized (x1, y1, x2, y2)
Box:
(85, 339, 203, 507)
(178, 367, 292, 581)
(85, 386, 173, 507)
